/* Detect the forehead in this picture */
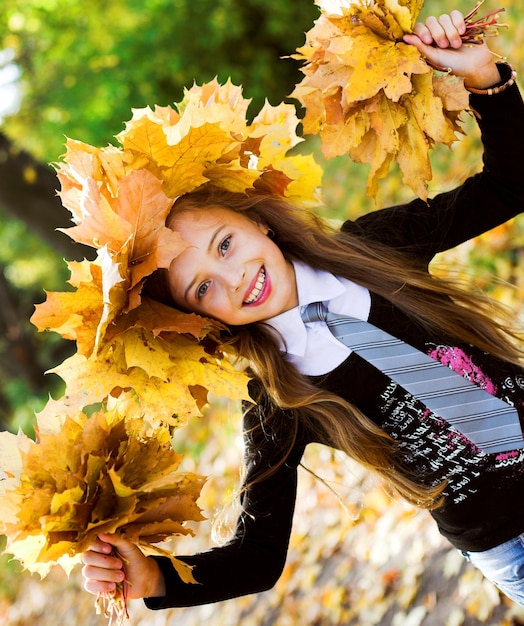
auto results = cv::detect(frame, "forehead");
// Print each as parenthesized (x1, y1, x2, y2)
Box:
(170, 206, 250, 235)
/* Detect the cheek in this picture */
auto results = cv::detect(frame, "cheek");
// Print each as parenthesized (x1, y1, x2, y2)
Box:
(201, 293, 227, 316)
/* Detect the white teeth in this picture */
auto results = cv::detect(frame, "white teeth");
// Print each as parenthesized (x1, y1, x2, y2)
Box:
(244, 268, 266, 304)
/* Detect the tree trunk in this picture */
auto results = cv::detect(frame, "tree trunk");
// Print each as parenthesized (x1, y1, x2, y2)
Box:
(0, 132, 91, 430)
(0, 131, 93, 261)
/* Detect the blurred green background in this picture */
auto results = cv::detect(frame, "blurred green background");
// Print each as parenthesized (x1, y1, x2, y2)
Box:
(0, 1, 523, 623)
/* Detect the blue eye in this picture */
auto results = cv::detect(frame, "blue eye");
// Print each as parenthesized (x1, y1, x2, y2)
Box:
(220, 236, 231, 255)
(197, 282, 210, 299)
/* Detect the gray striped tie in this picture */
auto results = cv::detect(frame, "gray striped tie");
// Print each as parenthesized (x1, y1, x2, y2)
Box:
(302, 302, 524, 454)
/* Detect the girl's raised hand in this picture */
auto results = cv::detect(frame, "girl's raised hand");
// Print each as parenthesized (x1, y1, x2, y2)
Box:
(81, 533, 166, 600)
(403, 10, 501, 89)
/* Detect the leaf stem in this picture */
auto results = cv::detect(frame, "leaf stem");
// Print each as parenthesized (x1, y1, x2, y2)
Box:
(462, 1, 507, 46)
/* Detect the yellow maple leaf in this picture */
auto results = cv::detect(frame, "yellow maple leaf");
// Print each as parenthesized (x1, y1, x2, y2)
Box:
(111, 169, 185, 287)
(116, 329, 251, 408)
(388, 0, 424, 32)
(31, 259, 107, 356)
(121, 115, 235, 198)
(118, 328, 178, 381)
(397, 99, 434, 199)
(172, 351, 252, 404)
(58, 177, 133, 253)
(349, 3, 405, 41)
(31, 252, 127, 358)
(33, 397, 74, 435)
(59, 164, 185, 289)
(250, 101, 323, 205)
(354, 98, 407, 198)
(106, 294, 216, 340)
(407, 73, 461, 146)
(49, 352, 190, 429)
(177, 77, 250, 132)
(116, 78, 323, 204)
(341, 24, 428, 102)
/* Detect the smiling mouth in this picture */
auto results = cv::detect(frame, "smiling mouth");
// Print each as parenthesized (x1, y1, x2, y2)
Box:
(243, 267, 266, 305)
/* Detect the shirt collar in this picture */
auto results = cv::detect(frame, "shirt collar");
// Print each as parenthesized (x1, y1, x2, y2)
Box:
(265, 261, 346, 357)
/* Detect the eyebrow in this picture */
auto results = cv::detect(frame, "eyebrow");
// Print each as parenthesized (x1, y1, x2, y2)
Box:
(183, 224, 225, 301)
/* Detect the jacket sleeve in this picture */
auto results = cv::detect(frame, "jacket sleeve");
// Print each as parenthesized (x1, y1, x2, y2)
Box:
(341, 66, 524, 265)
(144, 400, 305, 609)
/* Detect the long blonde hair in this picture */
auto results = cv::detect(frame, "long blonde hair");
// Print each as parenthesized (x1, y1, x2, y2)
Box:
(147, 186, 523, 508)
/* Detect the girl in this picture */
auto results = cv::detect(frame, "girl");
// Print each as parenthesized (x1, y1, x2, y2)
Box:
(82, 10, 524, 609)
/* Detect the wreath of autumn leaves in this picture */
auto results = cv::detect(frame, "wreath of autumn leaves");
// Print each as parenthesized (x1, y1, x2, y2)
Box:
(0, 1, 507, 624)
(32, 80, 323, 432)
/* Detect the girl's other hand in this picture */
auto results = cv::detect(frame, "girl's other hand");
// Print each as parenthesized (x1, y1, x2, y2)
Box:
(81, 533, 166, 600)
(403, 10, 502, 89)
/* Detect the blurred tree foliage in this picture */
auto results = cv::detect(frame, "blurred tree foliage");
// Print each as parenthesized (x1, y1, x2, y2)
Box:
(1, 0, 318, 162)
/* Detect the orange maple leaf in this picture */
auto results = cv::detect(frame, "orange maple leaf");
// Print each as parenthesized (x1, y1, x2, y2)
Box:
(31, 256, 127, 358)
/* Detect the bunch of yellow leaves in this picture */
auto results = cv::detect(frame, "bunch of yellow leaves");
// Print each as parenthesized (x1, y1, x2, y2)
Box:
(31, 78, 323, 428)
(0, 396, 205, 624)
(292, 0, 472, 200)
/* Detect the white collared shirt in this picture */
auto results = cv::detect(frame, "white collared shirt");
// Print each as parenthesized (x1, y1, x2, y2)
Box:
(265, 261, 371, 375)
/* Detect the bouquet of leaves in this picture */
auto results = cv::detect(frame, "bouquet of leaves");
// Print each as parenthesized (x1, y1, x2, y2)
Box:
(0, 398, 205, 624)
(292, 0, 507, 200)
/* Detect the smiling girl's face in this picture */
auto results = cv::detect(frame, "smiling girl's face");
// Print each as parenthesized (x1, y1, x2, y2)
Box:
(167, 207, 298, 325)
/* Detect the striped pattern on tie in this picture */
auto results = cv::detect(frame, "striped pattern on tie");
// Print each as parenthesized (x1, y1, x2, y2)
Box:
(302, 302, 524, 454)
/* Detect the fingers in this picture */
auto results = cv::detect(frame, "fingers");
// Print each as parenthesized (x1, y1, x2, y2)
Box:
(81, 548, 125, 595)
(81, 533, 159, 599)
(85, 534, 115, 555)
(404, 9, 497, 82)
(88, 532, 138, 560)
(82, 564, 125, 595)
(413, 11, 466, 49)
(449, 9, 467, 36)
(81, 534, 132, 596)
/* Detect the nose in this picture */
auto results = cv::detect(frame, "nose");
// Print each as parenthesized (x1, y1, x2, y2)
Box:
(224, 264, 245, 292)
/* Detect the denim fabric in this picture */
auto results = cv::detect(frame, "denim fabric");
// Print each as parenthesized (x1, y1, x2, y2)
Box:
(462, 534, 524, 605)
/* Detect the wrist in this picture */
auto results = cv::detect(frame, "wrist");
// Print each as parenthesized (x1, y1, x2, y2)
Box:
(465, 62, 517, 96)
(145, 559, 166, 598)
(463, 62, 502, 90)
